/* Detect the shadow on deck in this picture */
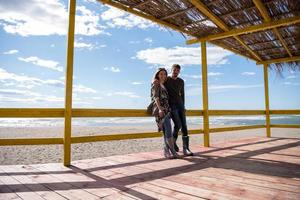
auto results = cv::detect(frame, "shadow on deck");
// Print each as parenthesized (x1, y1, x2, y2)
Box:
(1, 137, 300, 199)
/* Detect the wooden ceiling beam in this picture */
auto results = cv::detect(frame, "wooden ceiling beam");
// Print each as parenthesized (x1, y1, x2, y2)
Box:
(186, 16, 300, 44)
(257, 56, 300, 65)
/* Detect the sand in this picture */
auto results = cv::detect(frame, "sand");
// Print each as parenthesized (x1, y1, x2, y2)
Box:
(0, 125, 299, 165)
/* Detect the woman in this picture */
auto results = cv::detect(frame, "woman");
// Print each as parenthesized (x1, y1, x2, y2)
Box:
(151, 68, 179, 159)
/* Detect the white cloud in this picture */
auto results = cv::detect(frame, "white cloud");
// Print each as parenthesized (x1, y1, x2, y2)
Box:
(144, 37, 153, 43)
(0, 68, 64, 89)
(0, 0, 107, 36)
(131, 82, 142, 85)
(284, 82, 300, 86)
(74, 41, 93, 50)
(73, 84, 97, 93)
(107, 91, 140, 98)
(286, 75, 297, 79)
(101, 6, 156, 29)
(3, 49, 19, 55)
(50, 44, 55, 47)
(182, 74, 202, 79)
(74, 40, 106, 50)
(0, 88, 63, 104)
(242, 72, 256, 76)
(0, 88, 40, 96)
(104, 66, 121, 73)
(136, 46, 233, 67)
(0, 94, 64, 104)
(18, 56, 63, 72)
(208, 72, 223, 76)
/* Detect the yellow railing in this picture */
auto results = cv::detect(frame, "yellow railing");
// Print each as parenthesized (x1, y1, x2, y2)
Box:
(0, 109, 299, 146)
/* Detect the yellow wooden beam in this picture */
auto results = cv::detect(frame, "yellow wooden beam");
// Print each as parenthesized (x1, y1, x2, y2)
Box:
(187, 0, 228, 30)
(273, 29, 293, 57)
(187, 0, 262, 61)
(0, 138, 63, 146)
(64, 0, 76, 167)
(201, 41, 210, 147)
(210, 125, 265, 133)
(71, 129, 204, 144)
(72, 108, 203, 117)
(209, 110, 265, 116)
(257, 56, 300, 65)
(2, 108, 299, 117)
(253, 0, 271, 21)
(263, 64, 271, 137)
(270, 124, 300, 129)
(270, 110, 300, 115)
(0, 108, 64, 117)
(186, 16, 300, 44)
(253, 0, 292, 57)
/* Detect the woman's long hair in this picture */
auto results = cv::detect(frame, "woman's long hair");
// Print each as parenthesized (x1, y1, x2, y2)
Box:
(153, 68, 168, 81)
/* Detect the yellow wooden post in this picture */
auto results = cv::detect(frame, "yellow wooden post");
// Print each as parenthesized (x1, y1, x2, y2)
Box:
(201, 41, 210, 147)
(64, 0, 76, 166)
(263, 64, 271, 137)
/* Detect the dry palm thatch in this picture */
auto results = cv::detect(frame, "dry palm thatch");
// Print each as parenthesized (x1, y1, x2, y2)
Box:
(99, 0, 300, 71)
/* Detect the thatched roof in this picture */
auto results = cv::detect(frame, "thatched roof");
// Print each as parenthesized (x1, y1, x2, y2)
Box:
(98, 0, 300, 69)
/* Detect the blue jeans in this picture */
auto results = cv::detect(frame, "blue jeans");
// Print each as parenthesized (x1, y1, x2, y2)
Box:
(162, 116, 172, 139)
(162, 115, 172, 148)
(171, 104, 188, 138)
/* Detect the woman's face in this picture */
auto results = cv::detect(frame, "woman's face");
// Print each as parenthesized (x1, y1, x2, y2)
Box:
(158, 70, 167, 83)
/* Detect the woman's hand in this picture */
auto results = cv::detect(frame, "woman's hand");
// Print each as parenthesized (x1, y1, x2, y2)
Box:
(159, 109, 164, 118)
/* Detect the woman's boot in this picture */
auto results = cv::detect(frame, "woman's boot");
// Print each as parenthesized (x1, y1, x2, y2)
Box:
(182, 136, 193, 156)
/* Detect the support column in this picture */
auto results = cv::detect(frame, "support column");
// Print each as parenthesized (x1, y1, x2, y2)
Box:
(263, 64, 271, 137)
(64, 0, 76, 166)
(201, 41, 210, 147)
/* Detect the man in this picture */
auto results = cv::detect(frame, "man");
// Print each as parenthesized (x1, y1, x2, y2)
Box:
(163, 64, 193, 156)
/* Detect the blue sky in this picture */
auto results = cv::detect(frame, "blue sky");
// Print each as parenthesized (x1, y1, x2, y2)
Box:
(0, 0, 299, 110)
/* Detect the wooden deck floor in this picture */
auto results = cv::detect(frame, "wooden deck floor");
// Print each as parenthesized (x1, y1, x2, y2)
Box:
(0, 136, 300, 200)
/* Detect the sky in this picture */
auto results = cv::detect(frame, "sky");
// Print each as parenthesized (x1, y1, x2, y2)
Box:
(0, 0, 299, 110)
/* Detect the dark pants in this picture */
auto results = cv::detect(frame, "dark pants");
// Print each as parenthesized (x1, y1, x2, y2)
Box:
(171, 104, 188, 139)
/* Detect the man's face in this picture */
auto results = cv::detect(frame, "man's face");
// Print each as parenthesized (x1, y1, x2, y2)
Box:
(172, 67, 180, 78)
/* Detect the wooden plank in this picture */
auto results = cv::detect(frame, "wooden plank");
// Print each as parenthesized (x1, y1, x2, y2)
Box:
(270, 110, 300, 115)
(0, 179, 22, 200)
(187, 16, 300, 43)
(0, 167, 45, 200)
(21, 164, 102, 200)
(210, 125, 265, 133)
(0, 138, 63, 146)
(271, 125, 300, 129)
(0, 165, 66, 200)
(0, 108, 64, 118)
(209, 110, 265, 115)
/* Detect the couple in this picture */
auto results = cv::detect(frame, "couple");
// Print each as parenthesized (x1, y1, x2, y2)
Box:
(151, 64, 193, 159)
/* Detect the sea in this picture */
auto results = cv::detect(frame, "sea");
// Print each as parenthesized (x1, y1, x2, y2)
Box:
(0, 115, 299, 128)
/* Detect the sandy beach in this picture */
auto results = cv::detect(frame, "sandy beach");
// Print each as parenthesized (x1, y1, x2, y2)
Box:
(0, 125, 299, 165)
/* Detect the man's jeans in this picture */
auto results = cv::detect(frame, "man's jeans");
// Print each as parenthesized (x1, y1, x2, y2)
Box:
(171, 104, 188, 138)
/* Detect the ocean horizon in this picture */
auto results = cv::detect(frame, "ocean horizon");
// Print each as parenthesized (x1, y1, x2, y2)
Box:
(0, 115, 299, 128)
